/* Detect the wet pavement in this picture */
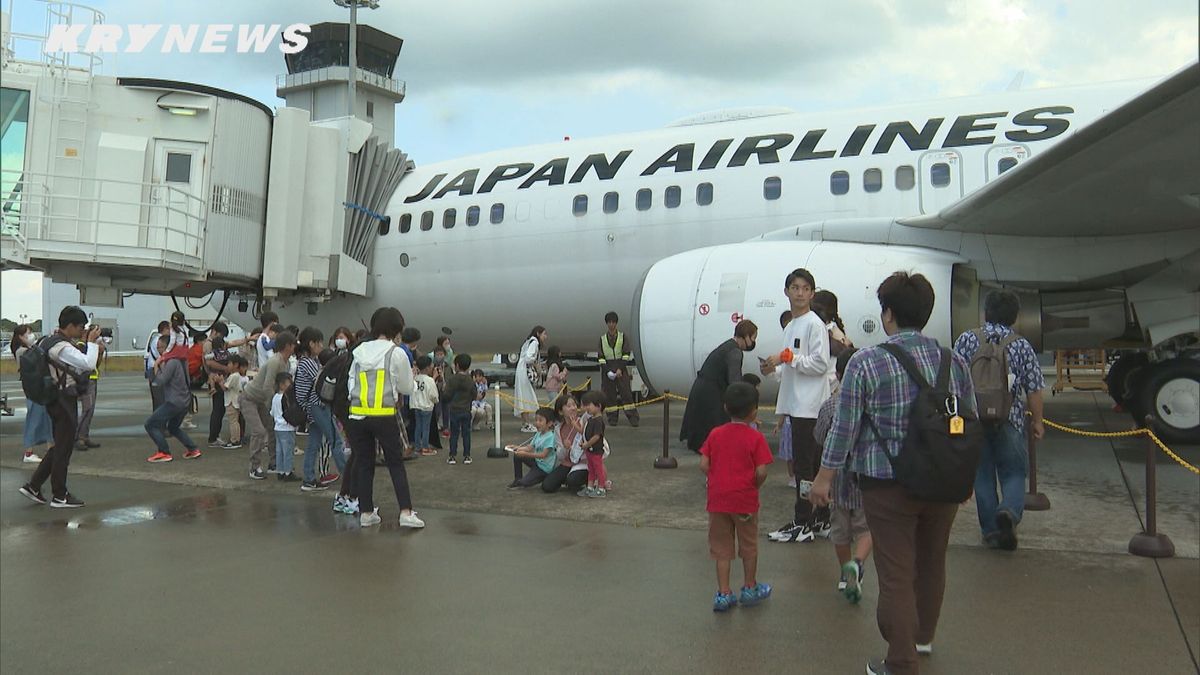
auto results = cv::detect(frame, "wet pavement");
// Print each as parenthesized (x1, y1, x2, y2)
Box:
(1, 373, 1197, 673)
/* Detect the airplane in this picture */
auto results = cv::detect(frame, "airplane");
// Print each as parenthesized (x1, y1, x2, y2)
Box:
(254, 63, 1199, 443)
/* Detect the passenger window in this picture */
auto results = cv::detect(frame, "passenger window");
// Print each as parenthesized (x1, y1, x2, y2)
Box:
(665, 185, 681, 208)
(930, 162, 951, 187)
(490, 203, 504, 224)
(443, 208, 456, 229)
(399, 213, 412, 234)
(863, 168, 882, 193)
(636, 188, 652, 211)
(378, 218, 390, 236)
(998, 157, 1018, 174)
(466, 205, 480, 226)
(763, 176, 781, 200)
(696, 182, 713, 206)
(830, 171, 849, 195)
(895, 165, 915, 191)
(573, 194, 588, 216)
(603, 191, 618, 214)
(420, 211, 433, 231)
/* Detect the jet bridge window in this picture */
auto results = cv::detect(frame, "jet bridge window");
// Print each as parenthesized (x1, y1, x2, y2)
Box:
(763, 176, 781, 200)
(665, 185, 681, 208)
(930, 162, 951, 187)
(697, 182, 713, 206)
(895, 165, 915, 191)
(830, 171, 850, 195)
(490, 203, 504, 224)
(863, 168, 883, 193)
(573, 194, 588, 216)
(399, 213, 412, 234)
(998, 157, 1018, 174)
(420, 211, 433, 231)
(636, 188, 652, 211)
(467, 206, 480, 226)
(443, 208, 457, 229)
(603, 192, 618, 214)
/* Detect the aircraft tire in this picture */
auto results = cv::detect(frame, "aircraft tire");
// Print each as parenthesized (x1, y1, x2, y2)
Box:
(1106, 352, 1148, 407)
(1136, 357, 1200, 445)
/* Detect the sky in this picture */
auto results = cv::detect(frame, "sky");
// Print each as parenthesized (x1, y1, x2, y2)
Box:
(2, 0, 1197, 322)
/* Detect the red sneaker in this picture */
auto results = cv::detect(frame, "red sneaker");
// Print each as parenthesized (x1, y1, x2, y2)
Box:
(318, 473, 339, 486)
(440, 430, 451, 438)
(147, 452, 173, 463)
(183, 449, 202, 460)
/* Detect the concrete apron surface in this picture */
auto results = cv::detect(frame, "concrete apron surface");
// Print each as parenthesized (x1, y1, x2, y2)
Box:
(1, 373, 1197, 673)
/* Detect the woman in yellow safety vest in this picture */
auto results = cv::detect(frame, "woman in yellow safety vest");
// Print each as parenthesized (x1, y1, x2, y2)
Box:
(346, 306, 425, 529)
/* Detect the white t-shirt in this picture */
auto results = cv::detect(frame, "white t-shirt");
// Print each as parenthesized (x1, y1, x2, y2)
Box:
(256, 333, 274, 370)
(225, 372, 246, 409)
(411, 373, 440, 412)
(271, 392, 294, 432)
(774, 310, 831, 419)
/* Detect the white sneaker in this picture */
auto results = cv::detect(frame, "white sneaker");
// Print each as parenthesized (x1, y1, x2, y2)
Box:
(916, 643, 933, 655)
(787, 477, 797, 488)
(397, 512, 425, 529)
(22, 452, 42, 464)
(360, 508, 381, 527)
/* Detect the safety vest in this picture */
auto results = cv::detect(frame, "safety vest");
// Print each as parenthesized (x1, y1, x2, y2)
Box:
(349, 346, 398, 417)
(599, 331, 631, 363)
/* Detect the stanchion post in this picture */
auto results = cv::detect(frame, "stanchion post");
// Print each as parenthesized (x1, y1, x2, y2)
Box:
(1024, 420, 1051, 511)
(486, 383, 506, 458)
(1128, 416, 1174, 558)
(654, 390, 677, 469)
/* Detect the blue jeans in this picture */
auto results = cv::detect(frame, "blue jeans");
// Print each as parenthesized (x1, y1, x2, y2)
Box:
(145, 401, 196, 455)
(974, 422, 1028, 536)
(448, 411, 471, 458)
(276, 430, 296, 474)
(23, 399, 53, 449)
(304, 402, 346, 482)
(413, 410, 433, 451)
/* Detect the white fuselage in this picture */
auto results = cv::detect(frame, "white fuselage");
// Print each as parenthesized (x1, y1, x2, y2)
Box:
(294, 79, 1145, 355)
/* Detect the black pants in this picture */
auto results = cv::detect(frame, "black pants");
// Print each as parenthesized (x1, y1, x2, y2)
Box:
(541, 465, 588, 493)
(348, 415, 412, 513)
(512, 456, 547, 486)
(208, 388, 225, 443)
(602, 366, 640, 424)
(790, 416, 830, 526)
(31, 396, 79, 498)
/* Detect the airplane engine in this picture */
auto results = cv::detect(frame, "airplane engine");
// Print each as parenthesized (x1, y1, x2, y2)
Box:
(630, 241, 965, 398)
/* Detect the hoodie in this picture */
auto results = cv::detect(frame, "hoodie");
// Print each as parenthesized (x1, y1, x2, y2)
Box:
(348, 338, 415, 420)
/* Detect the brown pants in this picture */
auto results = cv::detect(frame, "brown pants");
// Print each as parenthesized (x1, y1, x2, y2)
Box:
(708, 512, 758, 561)
(861, 481, 958, 675)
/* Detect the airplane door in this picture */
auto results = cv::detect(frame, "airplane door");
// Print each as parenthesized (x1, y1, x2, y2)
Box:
(985, 143, 1030, 181)
(918, 150, 964, 215)
(149, 140, 205, 256)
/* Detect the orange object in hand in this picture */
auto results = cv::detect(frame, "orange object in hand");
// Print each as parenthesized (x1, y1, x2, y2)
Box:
(779, 348, 793, 364)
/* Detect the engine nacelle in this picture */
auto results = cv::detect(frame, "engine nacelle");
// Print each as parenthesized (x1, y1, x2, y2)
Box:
(631, 241, 965, 397)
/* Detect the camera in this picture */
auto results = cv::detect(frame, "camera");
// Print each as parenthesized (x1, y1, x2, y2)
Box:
(99, 327, 113, 338)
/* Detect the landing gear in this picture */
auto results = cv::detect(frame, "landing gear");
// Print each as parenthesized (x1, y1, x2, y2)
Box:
(1106, 352, 1149, 411)
(1136, 358, 1200, 445)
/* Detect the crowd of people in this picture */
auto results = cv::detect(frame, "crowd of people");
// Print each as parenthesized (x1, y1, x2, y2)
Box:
(11, 265, 1045, 675)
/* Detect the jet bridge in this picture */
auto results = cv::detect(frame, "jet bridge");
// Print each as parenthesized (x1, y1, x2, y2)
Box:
(0, 3, 409, 308)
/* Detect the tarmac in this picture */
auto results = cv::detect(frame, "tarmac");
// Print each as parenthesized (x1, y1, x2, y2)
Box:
(1, 372, 1197, 674)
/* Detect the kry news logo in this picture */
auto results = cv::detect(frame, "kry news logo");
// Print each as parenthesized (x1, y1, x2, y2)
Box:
(45, 24, 313, 54)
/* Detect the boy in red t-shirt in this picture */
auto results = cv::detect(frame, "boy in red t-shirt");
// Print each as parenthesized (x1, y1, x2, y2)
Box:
(701, 381, 774, 612)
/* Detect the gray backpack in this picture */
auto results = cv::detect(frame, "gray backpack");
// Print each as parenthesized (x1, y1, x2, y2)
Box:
(969, 329, 1020, 425)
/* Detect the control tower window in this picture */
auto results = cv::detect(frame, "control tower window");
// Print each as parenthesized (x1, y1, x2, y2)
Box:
(443, 208, 456, 229)
(490, 203, 504, 224)
(420, 211, 433, 231)
(467, 206, 480, 226)
(399, 213, 412, 233)
(696, 182, 713, 206)
(665, 185, 681, 208)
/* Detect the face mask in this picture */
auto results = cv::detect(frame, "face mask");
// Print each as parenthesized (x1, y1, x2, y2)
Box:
(334, 337, 348, 350)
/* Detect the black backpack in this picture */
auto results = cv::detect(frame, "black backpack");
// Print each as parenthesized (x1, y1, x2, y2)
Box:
(282, 387, 307, 427)
(18, 336, 68, 406)
(867, 343, 982, 503)
(316, 350, 353, 419)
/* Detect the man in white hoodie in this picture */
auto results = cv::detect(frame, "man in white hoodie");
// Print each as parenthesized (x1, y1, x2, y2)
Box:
(347, 307, 424, 529)
(760, 268, 831, 543)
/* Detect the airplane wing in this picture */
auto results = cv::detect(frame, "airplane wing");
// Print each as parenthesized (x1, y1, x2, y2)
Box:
(901, 62, 1200, 237)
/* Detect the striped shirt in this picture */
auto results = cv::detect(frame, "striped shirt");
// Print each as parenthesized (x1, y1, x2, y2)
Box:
(293, 355, 321, 414)
(952, 322, 1045, 431)
(821, 330, 976, 481)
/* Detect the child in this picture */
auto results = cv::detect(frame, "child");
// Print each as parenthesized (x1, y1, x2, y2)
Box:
(222, 355, 248, 448)
(577, 391, 608, 498)
(506, 407, 558, 488)
(814, 347, 871, 604)
(207, 335, 231, 393)
(433, 345, 450, 438)
(271, 372, 299, 481)
(411, 355, 440, 456)
(443, 354, 475, 464)
(470, 369, 493, 430)
(700, 382, 774, 612)
(543, 345, 569, 397)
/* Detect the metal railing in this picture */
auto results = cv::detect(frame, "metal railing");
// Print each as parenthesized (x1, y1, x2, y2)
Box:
(276, 66, 406, 98)
(1, 169, 207, 270)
